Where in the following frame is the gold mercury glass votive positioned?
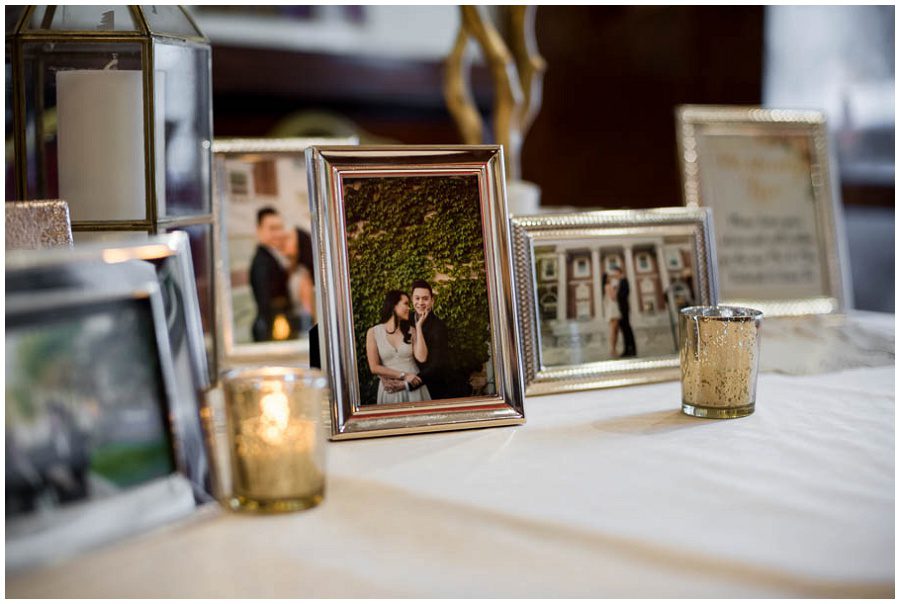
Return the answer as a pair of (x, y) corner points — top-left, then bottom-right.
(679, 306), (763, 419)
(222, 367), (328, 513)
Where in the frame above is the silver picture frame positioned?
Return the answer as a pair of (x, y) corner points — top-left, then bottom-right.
(511, 208), (719, 396)
(212, 137), (357, 371)
(6, 233), (213, 494)
(5, 271), (205, 573)
(676, 105), (851, 317)
(307, 145), (526, 440)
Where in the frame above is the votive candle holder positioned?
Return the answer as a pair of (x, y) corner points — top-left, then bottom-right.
(222, 367), (328, 513)
(679, 306), (763, 419)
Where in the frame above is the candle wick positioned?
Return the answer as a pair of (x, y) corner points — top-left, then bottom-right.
(103, 55), (119, 71)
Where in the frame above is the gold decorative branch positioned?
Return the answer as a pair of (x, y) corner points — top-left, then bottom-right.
(444, 6), (546, 182)
(444, 24), (484, 145)
(506, 6), (546, 136)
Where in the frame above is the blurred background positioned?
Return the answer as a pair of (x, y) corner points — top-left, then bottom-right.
(6, 5), (894, 312)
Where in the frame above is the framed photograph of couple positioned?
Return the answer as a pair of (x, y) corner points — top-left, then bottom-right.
(212, 137), (356, 369)
(307, 145), (525, 440)
(676, 105), (851, 316)
(511, 208), (719, 396)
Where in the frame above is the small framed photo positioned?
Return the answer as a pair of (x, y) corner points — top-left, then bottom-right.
(676, 105), (850, 316)
(511, 208), (719, 396)
(212, 137), (356, 369)
(307, 145), (525, 439)
(5, 276), (205, 572)
(6, 233), (213, 494)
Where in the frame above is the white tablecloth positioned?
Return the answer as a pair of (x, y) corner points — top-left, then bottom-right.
(7, 314), (894, 598)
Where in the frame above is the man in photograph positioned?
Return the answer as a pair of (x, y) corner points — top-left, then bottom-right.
(612, 266), (637, 357)
(249, 207), (293, 342)
(411, 280), (463, 399)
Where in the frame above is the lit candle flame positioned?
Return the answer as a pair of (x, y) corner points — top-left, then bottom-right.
(259, 386), (290, 445)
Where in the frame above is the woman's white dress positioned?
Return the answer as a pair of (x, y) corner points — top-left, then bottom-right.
(373, 323), (431, 404)
(603, 279), (622, 320)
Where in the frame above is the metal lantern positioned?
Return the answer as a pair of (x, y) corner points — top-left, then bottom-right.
(8, 5), (217, 376)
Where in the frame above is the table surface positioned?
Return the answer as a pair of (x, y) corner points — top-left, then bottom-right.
(7, 314), (895, 598)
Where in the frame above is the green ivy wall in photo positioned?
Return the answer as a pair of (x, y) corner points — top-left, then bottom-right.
(343, 175), (492, 403)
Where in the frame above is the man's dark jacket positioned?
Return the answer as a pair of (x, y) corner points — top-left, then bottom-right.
(249, 245), (291, 342)
(616, 276), (637, 356)
(616, 277), (631, 317)
(416, 312), (461, 400)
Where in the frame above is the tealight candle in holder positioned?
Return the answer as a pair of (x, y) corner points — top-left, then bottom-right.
(222, 367), (328, 513)
(679, 306), (763, 419)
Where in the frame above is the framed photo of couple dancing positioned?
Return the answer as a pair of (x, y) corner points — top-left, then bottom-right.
(510, 208), (719, 396)
(307, 146), (525, 440)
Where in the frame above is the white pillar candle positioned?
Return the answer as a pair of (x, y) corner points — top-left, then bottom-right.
(56, 69), (146, 221)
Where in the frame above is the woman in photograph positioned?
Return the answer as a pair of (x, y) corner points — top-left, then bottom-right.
(366, 290), (431, 404)
(283, 226), (316, 331)
(603, 273), (622, 358)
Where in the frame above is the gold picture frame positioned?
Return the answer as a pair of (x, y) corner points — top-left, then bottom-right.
(676, 105), (851, 316)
